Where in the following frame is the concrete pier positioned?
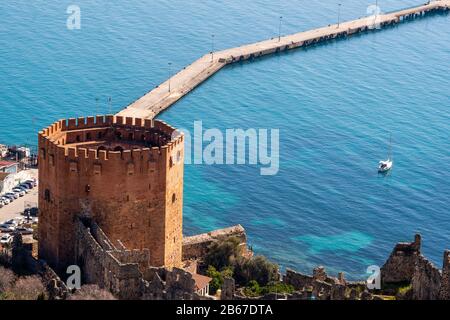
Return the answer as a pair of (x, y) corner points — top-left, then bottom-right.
(118, 1), (450, 119)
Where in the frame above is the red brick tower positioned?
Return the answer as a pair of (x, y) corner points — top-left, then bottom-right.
(38, 115), (184, 273)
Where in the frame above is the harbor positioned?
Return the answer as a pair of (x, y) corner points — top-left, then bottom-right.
(117, 0), (450, 119)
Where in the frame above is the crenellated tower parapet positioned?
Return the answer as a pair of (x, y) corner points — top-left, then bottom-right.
(38, 115), (184, 274)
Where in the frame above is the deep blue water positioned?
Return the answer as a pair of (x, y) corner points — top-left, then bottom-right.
(0, 1), (449, 279)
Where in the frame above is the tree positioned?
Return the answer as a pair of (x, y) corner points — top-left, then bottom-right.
(0, 267), (16, 294)
(206, 266), (222, 294)
(206, 265), (234, 294)
(243, 280), (261, 297)
(234, 255), (279, 286)
(9, 276), (47, 300)
(68, 284), (116, 300)
(204, 237), (241, 270)
(11, 233), (27, 275)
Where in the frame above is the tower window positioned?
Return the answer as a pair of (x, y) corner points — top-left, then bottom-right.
(85, 184), (91, 193)
(86, 132), (91, 140)
(44, 189), (51, 202)
(172, 193), (176, 203)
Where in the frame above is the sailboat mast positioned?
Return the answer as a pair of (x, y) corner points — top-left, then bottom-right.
(388, 133), (392, 160)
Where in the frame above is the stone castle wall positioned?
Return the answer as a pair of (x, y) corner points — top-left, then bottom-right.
(38, 116), (184, 273)
(411, 255), (441, 300)
(34, 219), (450, 300)
(381, 234), (449, 300)
(283, 267), (359, 300)
(76, 218), (144, 299)
(75, 218), (238, 300)
(439, 250), (450, 300)
(182, 225), (247, 261)
(381, 234), (422, 284)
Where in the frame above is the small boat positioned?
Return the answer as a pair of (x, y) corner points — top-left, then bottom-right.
(378, 159), (393, 173)
(378, 134), (393, 173)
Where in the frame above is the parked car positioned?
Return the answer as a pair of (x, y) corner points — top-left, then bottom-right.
(24, 180), (37, 187)
(0, 234), (13, 245)
(1, 197), (10, 205)
(2, 194), (15, 202)
(16, 185), (30, 193)
(4, 219), (19, 227)
(0, 224), (16, 232)
(13, 189), (23, 197)
(20, 182), (33, 190)
(15, 227), (33, 235)
(4, 192), (18, 200)
(12, 188), (26, 197)
(24, 207), (39, 217)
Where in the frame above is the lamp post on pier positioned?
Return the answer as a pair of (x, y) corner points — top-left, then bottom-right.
(168, 62), (172, 93)
(278, 16), (283, 42)
(211, 34), (215, 62)
(108, 97), (112, 114)
(337, 3), (342, 28)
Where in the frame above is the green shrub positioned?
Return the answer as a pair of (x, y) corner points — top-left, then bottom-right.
(242, 281), (294, 298)
(204, 237), (241, 270)
(206, 266), (222, 294)
(260, 282), (294, 295)
(234, 255), (279, 286)
(206, 265), (234, 294)
(243, 280), (261, 297)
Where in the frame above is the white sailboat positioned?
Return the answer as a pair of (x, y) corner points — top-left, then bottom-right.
(378, 134), (393, 173)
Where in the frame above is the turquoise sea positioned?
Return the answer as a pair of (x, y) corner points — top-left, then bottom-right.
(0, 1), (449, 279)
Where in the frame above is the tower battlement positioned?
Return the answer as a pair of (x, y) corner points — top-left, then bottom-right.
(38, 116), (184, 274)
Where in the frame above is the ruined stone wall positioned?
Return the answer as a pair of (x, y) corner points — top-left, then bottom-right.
(284, 269), (314, 290)
(89, 221), (115, 250)
(283, 268), (350, 300)
(75, 219), (211, 300)
(439, 250), (450, 300)
(381, 234), (422, 284)
(411, 255), (441, 300)
(75, 219), (143, 299)
(38, 116), (184, 273)
(110, 249), (151, 272)
(36, 260), (69, 300)
(182, 225), (247, 260)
